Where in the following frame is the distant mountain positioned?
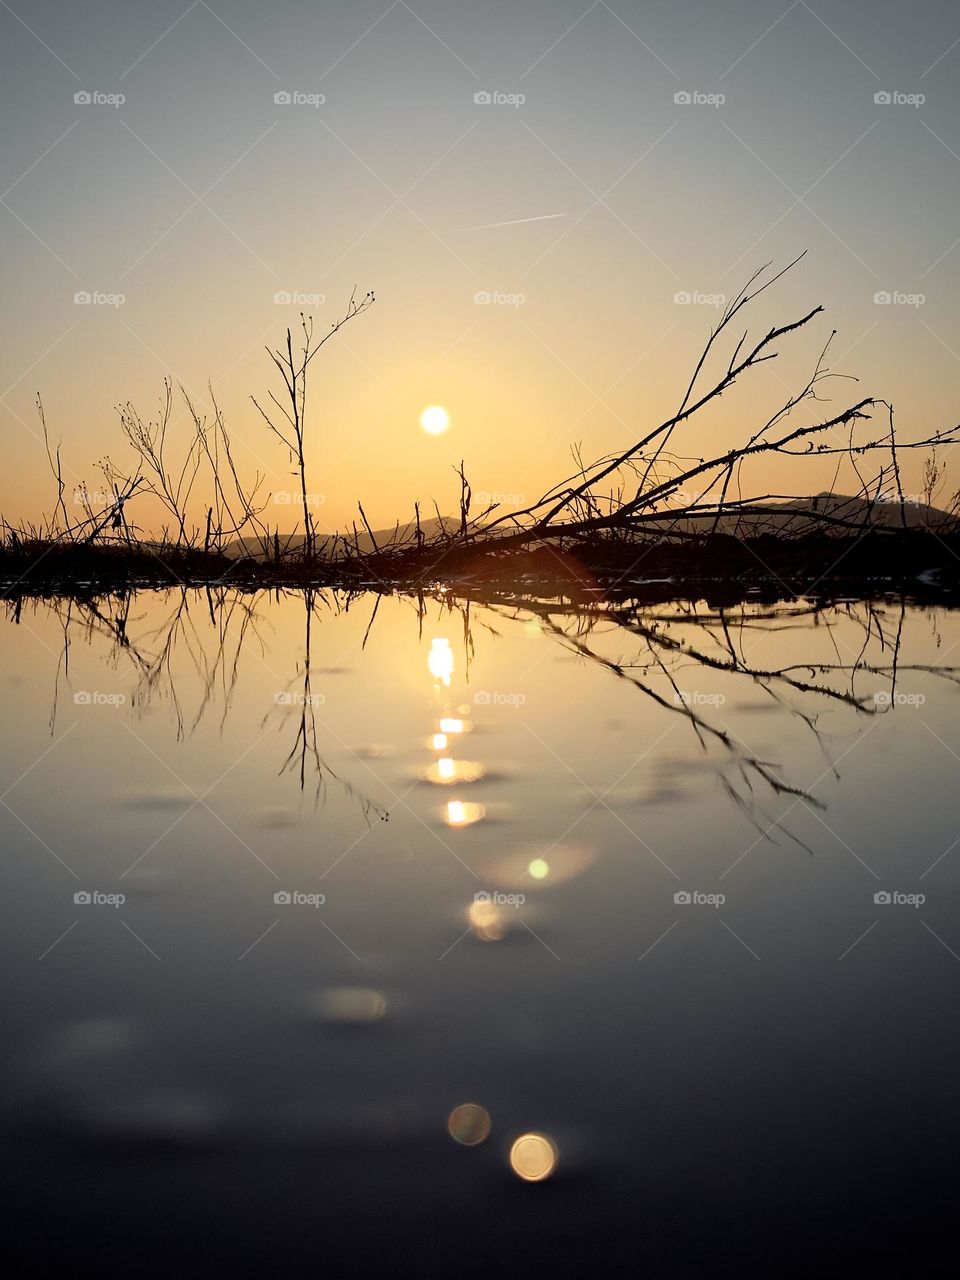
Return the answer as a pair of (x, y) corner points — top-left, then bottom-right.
(677, 492), (959, 537)
(225, 494), (958, 559)
(225, 514), (459, 560)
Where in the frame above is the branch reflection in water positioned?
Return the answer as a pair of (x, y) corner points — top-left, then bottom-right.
(10, 583), (960, 849)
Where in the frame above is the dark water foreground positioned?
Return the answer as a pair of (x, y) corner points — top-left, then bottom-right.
(2, 585), (960, 1275)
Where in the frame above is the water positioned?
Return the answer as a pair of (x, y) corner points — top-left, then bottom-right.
(2, 586), (959, 1273)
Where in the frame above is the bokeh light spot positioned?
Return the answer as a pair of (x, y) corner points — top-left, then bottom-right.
(448, 1102), (491, 1146)
(468, 898), (505, 941)
(509, 1132), (558, 1182)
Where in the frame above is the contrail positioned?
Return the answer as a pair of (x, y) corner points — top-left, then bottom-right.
(456, 212), (568, 231)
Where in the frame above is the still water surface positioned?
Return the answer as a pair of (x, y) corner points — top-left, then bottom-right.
(1, 587), (959, 1272)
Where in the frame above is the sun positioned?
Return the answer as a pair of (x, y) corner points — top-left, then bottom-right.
(420, 405), (450, 435)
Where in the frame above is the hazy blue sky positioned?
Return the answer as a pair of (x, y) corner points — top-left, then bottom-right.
(3, 0), (960, 528)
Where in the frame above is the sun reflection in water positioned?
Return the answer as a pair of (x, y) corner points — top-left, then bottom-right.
(428, 638), (454, 686)
(509, 1132), (558, 1182)
(468, 899), (505, 941)
(430, 733), (448, 751)
(426, 758), (485, 785)
(439, 717), (469, 734)
(446, 799), (485, 827)
(447, 1103), (491, 1146)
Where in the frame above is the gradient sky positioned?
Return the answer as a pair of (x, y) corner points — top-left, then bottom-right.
(2, 0), (960, 533)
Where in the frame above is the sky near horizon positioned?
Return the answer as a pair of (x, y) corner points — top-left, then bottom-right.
(2, 0), (960, 534)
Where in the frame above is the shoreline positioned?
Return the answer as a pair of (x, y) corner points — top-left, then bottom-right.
(3, 529), (960, 606)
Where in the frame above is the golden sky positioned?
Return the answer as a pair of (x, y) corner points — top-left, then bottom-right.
(3, 0), (960, 534)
